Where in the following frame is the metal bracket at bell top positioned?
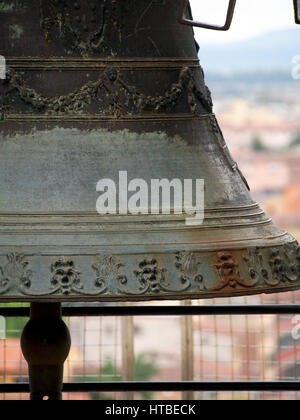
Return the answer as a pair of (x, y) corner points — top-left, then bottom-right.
(295, 0), (300, 24)
(178, 0), (236, 31)
(178, 1), (300, 29)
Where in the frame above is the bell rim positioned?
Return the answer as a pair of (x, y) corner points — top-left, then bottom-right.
(0, 239), (298, 302)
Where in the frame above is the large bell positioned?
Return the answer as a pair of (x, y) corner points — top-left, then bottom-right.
(0, 0), (299, 304)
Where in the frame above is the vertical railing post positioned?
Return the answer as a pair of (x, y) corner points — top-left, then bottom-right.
(181, 301), (194, 400)
(122, 314), (135, 400)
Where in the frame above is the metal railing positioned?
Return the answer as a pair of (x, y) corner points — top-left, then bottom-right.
(0, 304), (299, 396)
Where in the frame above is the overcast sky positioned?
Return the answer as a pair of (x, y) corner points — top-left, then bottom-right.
(190, 0), (296, 44)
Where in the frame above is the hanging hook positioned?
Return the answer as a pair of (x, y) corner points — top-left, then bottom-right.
(178, 0), (237, 31)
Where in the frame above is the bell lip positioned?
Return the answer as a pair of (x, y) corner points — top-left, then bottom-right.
(1, 283), (300, 303)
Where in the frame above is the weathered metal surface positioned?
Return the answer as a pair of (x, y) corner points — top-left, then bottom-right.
(0, 0), (299, 302)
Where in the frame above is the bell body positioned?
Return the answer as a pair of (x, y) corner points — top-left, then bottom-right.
(0, 0), (299, 302)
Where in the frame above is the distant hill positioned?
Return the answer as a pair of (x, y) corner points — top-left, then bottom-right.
(198, 28), (299, 81)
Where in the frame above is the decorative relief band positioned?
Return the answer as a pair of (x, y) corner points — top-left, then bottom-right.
(0, 242), (299, 299)
(0, 66), (212, 118)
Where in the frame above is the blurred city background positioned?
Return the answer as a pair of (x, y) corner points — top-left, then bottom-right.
(0, 0), (300, 400)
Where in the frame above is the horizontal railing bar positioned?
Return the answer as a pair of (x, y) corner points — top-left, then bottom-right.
(0, 381), (300, 393)
(0, 305), (300, 318)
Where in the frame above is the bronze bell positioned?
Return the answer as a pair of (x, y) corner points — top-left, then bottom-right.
(0, 0), (299, 302)
(0, 0), (299, 399)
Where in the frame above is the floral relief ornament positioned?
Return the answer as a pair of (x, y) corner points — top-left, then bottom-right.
(92, 255), (128, 294)
(174, 252), (203, 290)
(0, 253), (32, 295)
(268, 244), (300, 285)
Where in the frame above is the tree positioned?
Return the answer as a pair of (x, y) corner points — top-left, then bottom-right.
(289, 133), (300, 149)
(79, 354), (159, 400)
(250, 136), (267, 152)
(1, 303), (29, 339)
(134, 353), (159, 399)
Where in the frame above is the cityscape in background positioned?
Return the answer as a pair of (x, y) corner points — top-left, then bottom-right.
(202, 28), (300, 233)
